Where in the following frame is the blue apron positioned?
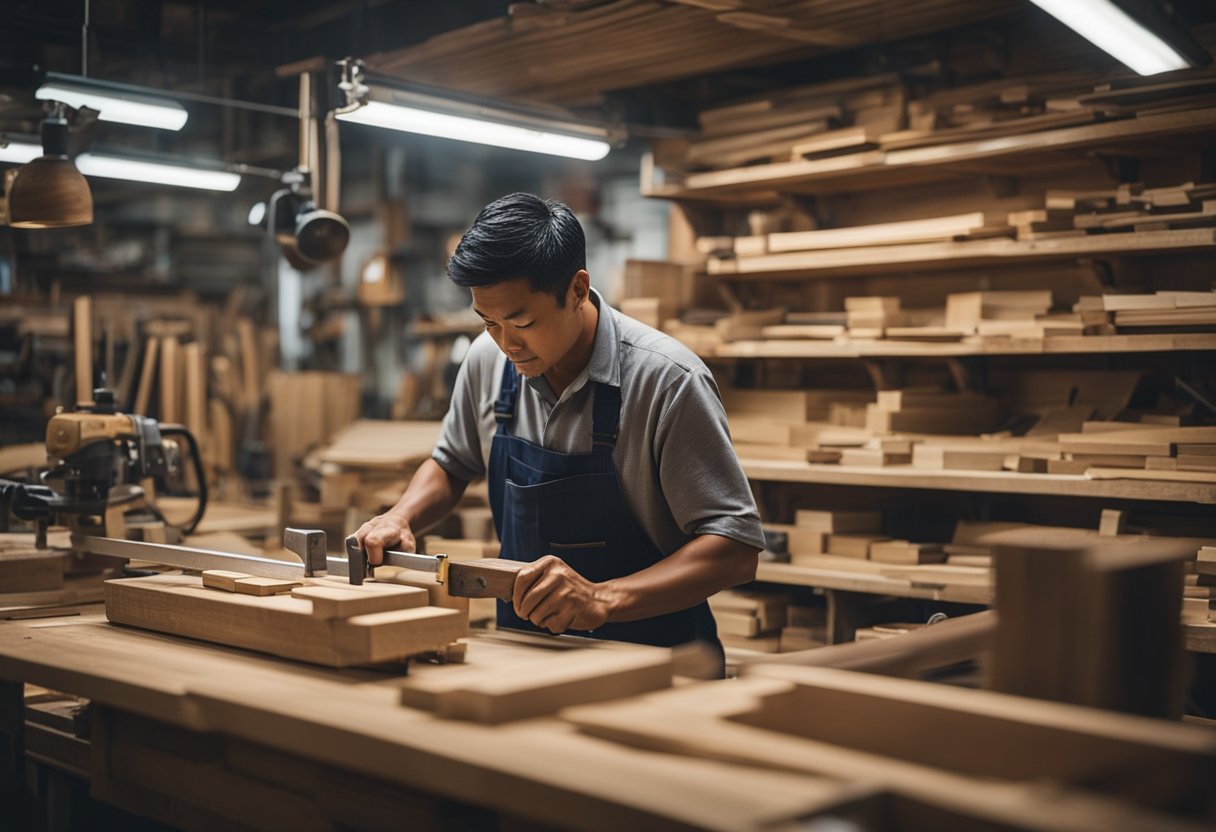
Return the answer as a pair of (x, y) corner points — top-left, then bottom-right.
(487, 359), (723, 668)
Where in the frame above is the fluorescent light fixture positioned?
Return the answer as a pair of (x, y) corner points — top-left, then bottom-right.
(75, 154), (241, 191)
(0, 141), (42, 164)
(36, 78), (188, 131)
(337, 101), (610, 161)
(1029, 0), (1191, 76)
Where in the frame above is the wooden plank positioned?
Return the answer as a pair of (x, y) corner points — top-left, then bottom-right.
(290, 583), (428, 620)
(158, 337), (179, 424)
(400, 646), (673, 724)
(73, 296), (93, 407)
(132, 337), (159, 417)
(104, 574), (466, 667)
(767, 212), (990, 252)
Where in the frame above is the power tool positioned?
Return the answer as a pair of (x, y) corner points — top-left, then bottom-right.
(0, 388), (207, 548)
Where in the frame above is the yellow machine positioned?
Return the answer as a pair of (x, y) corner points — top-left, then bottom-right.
(1, 389), (206, 547)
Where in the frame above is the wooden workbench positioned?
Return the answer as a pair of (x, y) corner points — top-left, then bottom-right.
(0, 610), (859, 831)
(1, 607), (1214, 831)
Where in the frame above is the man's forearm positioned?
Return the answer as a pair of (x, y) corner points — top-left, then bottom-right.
(600, 534), (758, 624)
(387, 458), (470, 536)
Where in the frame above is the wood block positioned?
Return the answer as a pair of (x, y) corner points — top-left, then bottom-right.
(105, 573), (466, 667)
(332, 607), (468, 662)
(1099, 510), (1127, 537)
(201, 570), (253, 592)
(233, 576), (302, 597)
(421, 538), (500, 559)
(291, 583), (428, 619)
(786, 528), (826, 557)
(714, 610), (765, 637)
(870, 541), (947, 565)
(839, 448), (912, 466)
(826, 534), (888, 559)
(720, 632), (782, 653)
(794, 510), (882, 533)
(400, 646), (672, 724)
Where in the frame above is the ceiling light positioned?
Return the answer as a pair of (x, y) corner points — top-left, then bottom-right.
(1028, 0), (1192, 76)
(0, 140), (43, 165)
(338, 101), (611, 161)
(36, 74), (188, 131)
(333, 58), (612, 161)
(75, 154), (241, 191)
(7, 105), (93, 229)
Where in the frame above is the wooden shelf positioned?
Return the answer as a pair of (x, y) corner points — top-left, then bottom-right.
(740, 460), (1216, 504)
(705, 227), (1216, 280)
(755, 561), (991, 605)
(708, 332), (1216, 360)
(657, 106), (1216, 200)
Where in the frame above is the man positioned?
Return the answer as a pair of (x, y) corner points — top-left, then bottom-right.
(354, 192), (763, 669)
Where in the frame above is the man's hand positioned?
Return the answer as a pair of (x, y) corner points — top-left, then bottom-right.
(354, 512), (415, 565)
(512, 555), (616, 634)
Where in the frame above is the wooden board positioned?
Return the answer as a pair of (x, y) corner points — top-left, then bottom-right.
(399, 644), (673, 724)
(104, 574), (465, 667)
(0, 547), (65, 594)
(562, 675), (1216, 832)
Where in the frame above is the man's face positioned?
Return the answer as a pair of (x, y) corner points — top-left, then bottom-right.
(471, 274), (587, 379)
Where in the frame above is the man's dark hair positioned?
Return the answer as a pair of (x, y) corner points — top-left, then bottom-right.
(448, 193), (586, 307)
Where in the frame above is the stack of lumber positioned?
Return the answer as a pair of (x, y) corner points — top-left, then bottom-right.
(724, 387), (873, 463)
(105, 572), (467, 667)
(1040, 181), (1216, 235)
(1054, 424), (1216, 482)
(686, 73), (905, 170)
(944, 290), (1054, 338)
(657, 65), (1216, 186)
(709, 588), (793, 653)
(843, 296), (902, 338)
(1086, 290), (1216, 332)
(866, 388), (1003, 436)
(786, 510), (886, 564)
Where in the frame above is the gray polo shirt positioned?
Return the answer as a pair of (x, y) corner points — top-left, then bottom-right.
(432, 289), (765, 556)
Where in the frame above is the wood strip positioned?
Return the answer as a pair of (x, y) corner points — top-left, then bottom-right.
(72, 296), (93, 407)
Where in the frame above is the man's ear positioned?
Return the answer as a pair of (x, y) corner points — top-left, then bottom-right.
(569, 270), (591, 308)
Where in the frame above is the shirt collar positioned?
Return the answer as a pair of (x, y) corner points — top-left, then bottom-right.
(586, 287), (622, 389)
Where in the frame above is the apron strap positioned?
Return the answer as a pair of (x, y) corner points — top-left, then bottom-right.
(493, 358), (519, 427)
(591, 383), (622, 451)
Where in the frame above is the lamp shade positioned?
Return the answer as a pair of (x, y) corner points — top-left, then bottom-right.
(7, 110), (92, 228)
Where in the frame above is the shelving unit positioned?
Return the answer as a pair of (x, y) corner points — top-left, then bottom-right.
(710, 332), (1216, 359)
(645, 60), (1216, 660)
(649, 106), (1216, 201)
(739, 460), (1216, 505)
(707, 227), (1216, 279)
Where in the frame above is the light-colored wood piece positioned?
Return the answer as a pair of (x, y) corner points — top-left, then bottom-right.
(291, 583), (428, 620)
(104, 573), (466, 666)
(201, 570), (253, 592)
(233, 577), (303, 596)
(72, 296), (93, 407)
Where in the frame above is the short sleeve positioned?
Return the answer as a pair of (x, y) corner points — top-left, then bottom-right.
(653, 371), (765, 551)
(431, 346), (490, 483)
